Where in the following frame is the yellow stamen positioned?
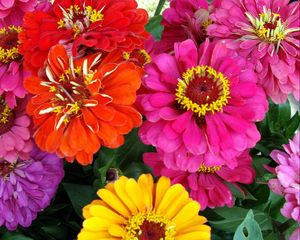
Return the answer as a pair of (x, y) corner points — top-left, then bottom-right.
(245, 6), (299, 52)
(85, 6), (104, 23)
(0, 104), (12, 124)
(125, 211), (176, 240)
(175, 65), (230, 117)
(0, 26), (22, 63)
(198, 163), (222, 173)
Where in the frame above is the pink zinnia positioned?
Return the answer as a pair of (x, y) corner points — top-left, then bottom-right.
(269, 133), (300, 223)
(0, 18), (28, 108)
(138, 39), (267, 171)
(0, 0), (36, 21)
(290, 227), (300, 240)
(144, 150), (255, 210)
(0, 96), (33, 162)
(156, 0), (215, 53)
(207, 0), (300, 103)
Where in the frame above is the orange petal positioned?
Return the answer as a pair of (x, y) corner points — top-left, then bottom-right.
(76, 151), (93, 165)
(82, 108), (99, 133)
(24, 76), (48, 94)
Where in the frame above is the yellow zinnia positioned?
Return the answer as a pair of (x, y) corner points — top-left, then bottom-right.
(78, 174), (211, 240)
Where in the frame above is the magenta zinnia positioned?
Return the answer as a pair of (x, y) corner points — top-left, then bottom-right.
(0, 146), (64, 230)
(155, 0), (211, 53)
(207, 0), (300, 103)
(138, 39), (267, 171)
(0, 96), (33, 162)
(144, 150), (255, 210)
(0, 18), (28, 107)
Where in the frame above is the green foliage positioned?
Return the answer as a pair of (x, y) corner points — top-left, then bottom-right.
(146, 15), (164, 40)
(233, 210), (263, 240)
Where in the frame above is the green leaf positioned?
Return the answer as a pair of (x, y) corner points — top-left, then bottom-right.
(123, 162), (152, 179)
(233, 210), (263, 240)
(1, 233), (33, 240)
(63, 183), (97, 217)
(146, 15), (163, 40)
(285, 112), (300, 138)
(209, 207), (273, 232)
(278, 101), (291, 125)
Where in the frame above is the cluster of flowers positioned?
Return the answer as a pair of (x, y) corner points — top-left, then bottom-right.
(268, 133), (300, 240)
(0, 0), (299, 239)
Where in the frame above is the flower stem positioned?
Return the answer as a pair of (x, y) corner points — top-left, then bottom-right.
(154, 0), (166, 16)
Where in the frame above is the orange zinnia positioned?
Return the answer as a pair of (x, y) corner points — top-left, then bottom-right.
(24, 45), (142, 165)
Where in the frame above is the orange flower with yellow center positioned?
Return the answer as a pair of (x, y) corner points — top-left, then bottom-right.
(78, 174), (211, 240)
(24, 45), (143, 165)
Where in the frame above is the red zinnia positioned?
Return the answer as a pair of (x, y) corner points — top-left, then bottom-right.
(19, 0), (149, 74)
(24, 44), (142, 165)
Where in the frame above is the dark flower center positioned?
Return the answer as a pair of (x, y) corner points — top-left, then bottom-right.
(57, 5), (104, 36)
(0, 99), (15, 135)
(176, 65), (230, 117)
(139, 220), (166, 240)
(123, 49), (151, 67)
(0, 26), (22, 63)
(0, 161), (15, 178)
(185, 74), (221, 106)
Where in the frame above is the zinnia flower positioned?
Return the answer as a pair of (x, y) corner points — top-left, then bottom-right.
(0, 146), (64, 230)
(290, 227), (300, 240)
(19, 0), (149, 74)
(78, 174), (211, 240)
(24, 44), (142, 165)
(156, 0), (217, 53)
(144, 150), (255, 210)
(138, 39), (267, 171)
(207, 0), (300, 103)
(0, 96), (33, 162)
(268, 133), (300, 223)
(0, 0), (36, 21)
(0, 18), (28, 108)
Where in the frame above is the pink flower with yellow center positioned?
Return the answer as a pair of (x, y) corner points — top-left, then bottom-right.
(0, 96), (33, 162)
(144, 150), (255, 210)
(138, 39), (267, 171)
(207, 0), (300, 103)
(268, 133), (300, 224)
(0, 19), (28, 108)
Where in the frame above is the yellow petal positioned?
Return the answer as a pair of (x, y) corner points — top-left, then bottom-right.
(176, 231), (211, 240)
(154, 176), (171, 210)
(163, 190), (189, 219)
(172, 201), (200, 226)
(179, 224), (211, 234)
(83, 217), (111, 231)
(176, 216), (208, 232)
(156, 184), (186, 214)
(97, 189), (130, 217)
(125, 178), (146, 212)
(89, 205), (125, 224)
(108, 224), (126, 237)
(114, 177), (138, 214)
(78, 230), (113, 240)
(137, 174), (154, 210)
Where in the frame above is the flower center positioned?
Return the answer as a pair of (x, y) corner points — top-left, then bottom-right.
(0, 98), (15, 135)
(125, 211), (176, 240)
(38, 60), (96, 129)
(123, 49), (151, 67)
(0, 25), (22, 63)
(198, 163), (222, 174)
(58, 5), (104, 37)
(246, 7), (286, 47)
(0, 161), (16, 178)
(176, 65), (230, 117)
